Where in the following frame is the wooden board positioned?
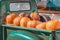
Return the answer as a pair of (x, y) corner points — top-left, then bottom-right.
(38, 9), (60, 14)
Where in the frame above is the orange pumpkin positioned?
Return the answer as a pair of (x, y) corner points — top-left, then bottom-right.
(6, 13), (17, 24)
(30, 12), (40, 20)
(46, 20), (59, 30)
(25, 14), (31, 19)
(36, 21), (42, 25)
(19, 12), (25, 17)
(10, 13), (17, 19)
(36, 22), (46, 30)
(56, 21), (60, 30)
(27, 20), (39, 28)
(6, 15), (13, 24)
(13, 16), (23, 26)
(20, 17), (30, 27)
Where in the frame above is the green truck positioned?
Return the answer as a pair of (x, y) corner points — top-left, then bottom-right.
(0, 0), (60, 40)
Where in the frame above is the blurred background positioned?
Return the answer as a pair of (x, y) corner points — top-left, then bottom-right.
(36, 0), (60, 20)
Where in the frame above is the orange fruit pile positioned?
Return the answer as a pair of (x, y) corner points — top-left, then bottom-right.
(6, 12), (60, 30)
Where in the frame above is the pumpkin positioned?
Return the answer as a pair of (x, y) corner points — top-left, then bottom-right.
(56, 21), (60, 30)
(13, 16), (23, 26)
(10, 13), (17, 19)
(19, 12), (25, 17)
(20, 17), (30, 27)
(36, 22), (46, 30)
(27, 20), (40, 28)
(25, 14), (32, 20)
(30, 12), (40, 20)
(6, 15), (13, 24)
(36, 21), (42, 25)
(6, 13), (17, 24)
(46, 20), (59, 30)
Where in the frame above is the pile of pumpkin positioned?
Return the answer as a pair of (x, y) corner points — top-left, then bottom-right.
(6, 12), (60, 30)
